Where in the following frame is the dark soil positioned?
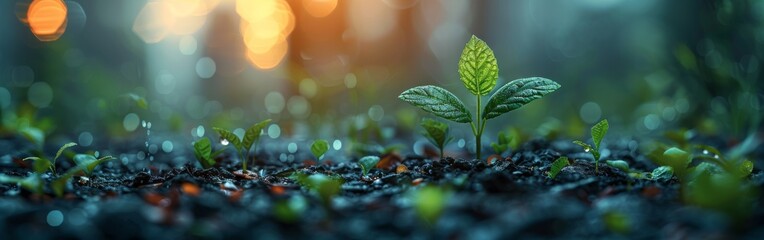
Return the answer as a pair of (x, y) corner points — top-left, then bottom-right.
(1, 136), (763, 239)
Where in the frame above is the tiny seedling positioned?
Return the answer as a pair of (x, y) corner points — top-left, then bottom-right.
(359, 156), (381, 176)
(399, 35), (560, 160)
(651, 166), (674, 181)
(606, 160), (630, 172)
(414, 185), (449, 225)
(548, 157), (570, 179)
(214, 119), (271, 171)
(193, 137), (227, 169)
(490, 127), (522, 155)
(291, 173), (343, 208)
(23, 142), (77, 174)
(648, 145), (754, 182)
(420, 118), (453, 159)
(310, 139), (329, 161)
(573, 119), (609, 173)
(0, 173), (44, 195)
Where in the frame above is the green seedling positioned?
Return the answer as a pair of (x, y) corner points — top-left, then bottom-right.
(291, 173), (343, 208)
(420, 118), (453, 159)
(684, 170), (758, 222)
(651, 166), (674, 181)
(491, 127), (522, 155)
(648, 145), (754, 182)
(0, 174), (44, 195)
(310, 139), (329, 161)
(548, 157), (570, 179)
(213, 119), (271, 171)
(399, 35), (560, 160)
(2, 152), (113, 197)
(359, 156), (381, 176)
(573, 119), (609, 173)
(413, 185), (449, 225)
(273, 195), (308, 223)
(22, 142), (77, 174)
(606, 160), (630, 172)
(193, 137), (227, 169)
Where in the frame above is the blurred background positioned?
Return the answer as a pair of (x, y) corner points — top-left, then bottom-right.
(1, 0), (762, 161)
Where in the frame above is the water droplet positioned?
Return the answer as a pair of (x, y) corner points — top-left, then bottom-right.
(288, 143), (298, 153)
(147, 122), (152, 129)
(584, 148), (591, 152)
(714, 154), (720, 159)
(457, 139), (465, 148)
(94, 151), (100, 158)
(702, 150), (709, 155)
(220, 138), (230, 146)
(149, 156), (154, 161)
(142, 121), (147, 128)
(333, 139), (342, 150)
(47, 210), (64, 227)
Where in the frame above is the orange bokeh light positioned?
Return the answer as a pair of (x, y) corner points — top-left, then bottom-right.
(237, 0), (295, 70)
(302, 0), (338, 18)
(27, 0), (67, 41)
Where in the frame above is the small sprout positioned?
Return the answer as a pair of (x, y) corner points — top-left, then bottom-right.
(214, 119), (272, 171)
(548, 157), (570, 179)
(420, 118), (453, 159)
(399, 35), (561, 160)
(193, 138), (226, 169)
(606, 160), (630, 172)
(573, 119), (608, 173)
(310, 139), (329, 160)
(414, 185), (448, 225)
(23, 142), (77, 174)
(292, 173), (343, 208)
(490, 127), (522, 156)
(72, 154), (115, 177)
(0, 174), (44, 194)
(603, 211), (631, 234)
(273, 195), (307, 223)
(661, 147), (692, 180)
(651, 166), (674, 182)
(359, 156), (381, 176)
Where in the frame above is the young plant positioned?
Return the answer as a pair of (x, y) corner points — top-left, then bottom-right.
(413, 185), (449, 225)
(573, 119), (609, 173)
(399, 35), (560, 159)
(193, 137), (227, 169)
(420, 118), (453, 159)
(359, 156), (381, 176)
(310, 139), (329, 161)
(214, 119), (271, 171)
(490, 127), (522, 156)
(22, 142), (77, 174)
(548, 157), (570, 179)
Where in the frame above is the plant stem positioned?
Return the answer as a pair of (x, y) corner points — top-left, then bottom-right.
(475, 95), (482, 160)
(240, 151), (247, 172)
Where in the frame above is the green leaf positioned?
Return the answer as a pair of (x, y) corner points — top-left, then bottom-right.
(305, 174), (343, 206)
(23, 157), (52, 174)
(414, 185), (448, 225)
(19, 127), (45, 147)
(662, 147), (691, 179)
(591, 119), (609, 150)
(606, 160), (629, 172)
(242, 119), (271, 153)
(651, 166), (674, 181)
(420, 118), (450, 149)
(193, 138), (214, 168)
(359, 156), (380, 176)
(311, 139), (329, 160)
(1, 174), (44, 194)
(399, 85), (472, 123)
(54, 142), (77, 164)
(548, 157), (570, 179)
(458, 35), (498, 96)
(482, 77), (561, 119)
(736, 160), (754, 178)
(73, 154), (114, 176)
(213, 127), (242, 150)
(573, 140), (600, 160)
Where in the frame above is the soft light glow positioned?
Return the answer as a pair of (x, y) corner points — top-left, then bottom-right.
(27, 0), (68, 41)
(303, 0), (338, 18)
(132, 2), (175, 43)
(133, 0), (220, 44)
(237, 0), (295, 70)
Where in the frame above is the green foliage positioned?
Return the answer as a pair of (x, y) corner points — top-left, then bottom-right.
(490, 127), (522, 155)
(398, 86), (472, 123)
(214, 119), (272, 171)
(399, 35), (560, 160)
(72, 154), (115, 176)
(684, 171), (758, 222)
(458, 35), (498, 96)
(310, 139), (329, 160)
(293, 173), (343, 208)
(23, 142), (77, 174)
(358, 156), (380, 176)
(606, 160), (629, 172)
(273, 195), (307, 223)
(548, 157), (570, 179)
(0, 174), (43, 195)
(651, 166), (674, 181)
(420, 118), (452, 158)
(414, 185), (448, 225)
(573, 119), (608, 173)
(193, 138), (226, 169)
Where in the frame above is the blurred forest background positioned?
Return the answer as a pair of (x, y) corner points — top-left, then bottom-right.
(1, 0), (762, 154)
